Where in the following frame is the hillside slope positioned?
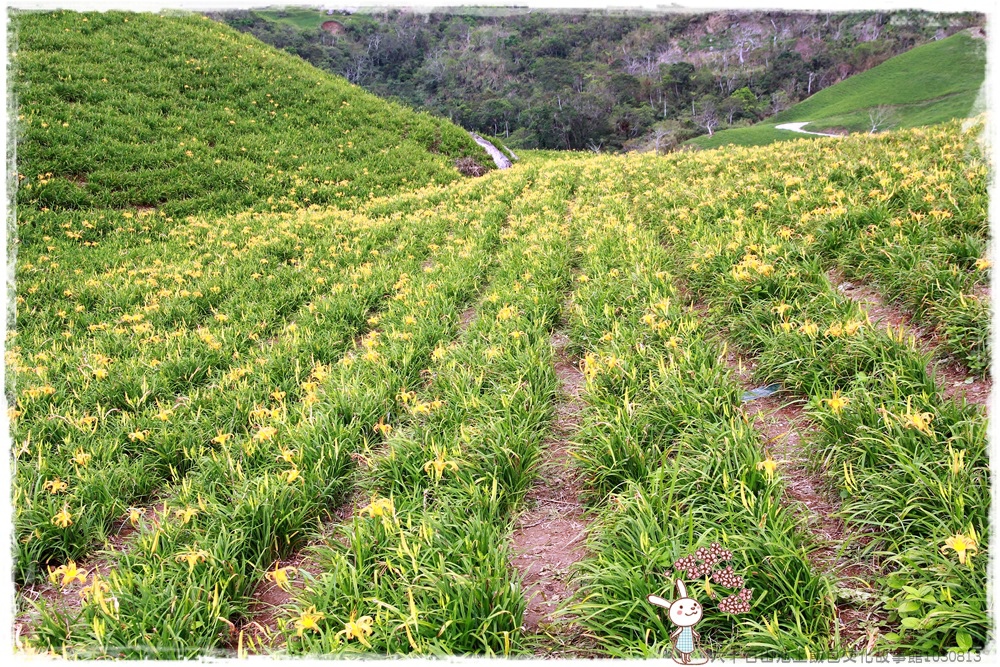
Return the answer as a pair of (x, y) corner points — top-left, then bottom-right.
(10, 10), (491, 217)
(690, 31), (986, 149)
(217, 8), (983, 152)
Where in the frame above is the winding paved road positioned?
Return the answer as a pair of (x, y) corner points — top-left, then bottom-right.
(774, 122), (842, 138)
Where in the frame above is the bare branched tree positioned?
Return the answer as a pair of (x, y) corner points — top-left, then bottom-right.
(868, 105), (897, 134)
(693, 98), (720, 137)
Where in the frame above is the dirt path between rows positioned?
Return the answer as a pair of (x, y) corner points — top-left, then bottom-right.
(828, 269), (991, 408)
(15, 498), (169, 648)
(231, 295), (485, 654)
(677, 282), (886, 654)
(229, 503), (353, 655)
(509, 330), (595, 657)
(720, 342), (886, 653)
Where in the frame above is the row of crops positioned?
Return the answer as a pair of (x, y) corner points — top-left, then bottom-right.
(12, 120), (989, 658)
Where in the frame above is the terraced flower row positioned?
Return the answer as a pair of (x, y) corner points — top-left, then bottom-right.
(675, 121), (989, 373)
(20, 168), (533, 657)
(608, 129), (988, 654)
(280, 164), (581, 656)
(562, 158), (838, 659)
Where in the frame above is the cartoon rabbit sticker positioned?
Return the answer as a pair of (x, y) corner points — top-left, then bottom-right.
(648, 579), (708, 665)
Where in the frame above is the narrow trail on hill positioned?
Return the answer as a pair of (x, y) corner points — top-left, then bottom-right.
(774, 122), (843, 138)
(469, 132), (513, 170)
(509, 329), (594, 657)
(828, 269), (991, 408)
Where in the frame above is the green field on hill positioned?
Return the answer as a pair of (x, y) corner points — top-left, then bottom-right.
(11, 10), (490, 218)
(691, 31), (986, 149)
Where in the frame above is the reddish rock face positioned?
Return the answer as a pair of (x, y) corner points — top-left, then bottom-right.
(321, 20), (345, 35)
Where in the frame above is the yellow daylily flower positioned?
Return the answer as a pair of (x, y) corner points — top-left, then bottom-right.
(823, 391), (849, 416)
(798, 321), (819, 338)
(254, 426), (278, 441)
(424, 450), (459, 481)
(211, 432), (233, 446)
(266, 566), (295, 592)
(842, 319), (864, 336)
(72, 448), (92, 467)
(43, 478), (68, 494)
(52, 505), (73, 528)
(175, 549), (210, 571)
(772, 303), (792, 317)
(48, 560), (87, 586)
(175, 506), (198, 524)
(294, 606), (325, 637)
(127, 507), (146, 527)
(942, 531), (978, 565)
(337, 612), (374, 647)
(78, 573), (111, 603)
(756, 457), (778, 481)
(359, 496), (396, 528)
(900, 399), (934, 436)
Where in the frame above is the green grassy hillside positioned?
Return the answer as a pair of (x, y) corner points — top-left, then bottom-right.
(10, 10), (491, 217)
(691, 31), (986, 149)
(254, 7), (331, 31)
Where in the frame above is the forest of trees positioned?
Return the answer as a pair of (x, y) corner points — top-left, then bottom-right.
(214, 9), (983, 152)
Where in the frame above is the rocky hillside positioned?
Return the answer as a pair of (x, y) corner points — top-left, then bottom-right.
(213, 8), (983, 151)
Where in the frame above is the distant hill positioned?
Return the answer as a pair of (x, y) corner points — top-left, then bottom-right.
(10, 10), (492, 217)
(689, 30), (986, 149)
(214, 8), (983, 152)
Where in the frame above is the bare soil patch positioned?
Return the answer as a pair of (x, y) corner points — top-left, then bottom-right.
(740, 392), (886, 651)
(229, 535), (331, 654)
(228, 491), (363, 655)
(509, 331), (596, 657)
(458, 305), (477, 332)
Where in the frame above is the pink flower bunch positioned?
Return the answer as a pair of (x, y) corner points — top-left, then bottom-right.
(712, 564), (744, 589)
(718, 587), (753, 614)
(670, 543), (753, 615)
(673, 542), (732, 579)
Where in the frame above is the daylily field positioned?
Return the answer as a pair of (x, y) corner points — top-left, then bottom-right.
(8, 10), (992, 661)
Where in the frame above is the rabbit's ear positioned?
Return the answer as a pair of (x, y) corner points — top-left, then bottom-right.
(675, 579), (688, 599)
(647, 594), (672, 609)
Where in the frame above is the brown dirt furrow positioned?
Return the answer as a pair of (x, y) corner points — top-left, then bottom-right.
(458, 304), (477, 333)
(509, 330), (596, 658)
(235, 293), (485, 653)
(828, 269), (991, 408)
(14, 498), (168, 643)
(229, 489), (363, 655)
(720, 340), (887, 654)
